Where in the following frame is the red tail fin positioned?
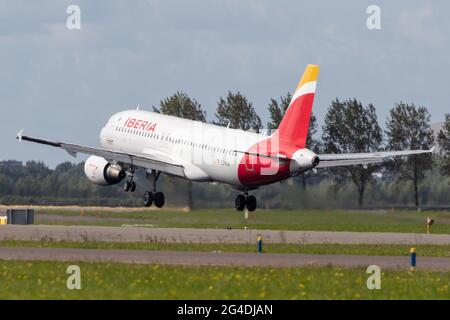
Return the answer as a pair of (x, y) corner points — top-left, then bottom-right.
(277, 64), (319, 148)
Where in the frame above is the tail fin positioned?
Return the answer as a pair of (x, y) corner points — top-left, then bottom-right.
(277, 64), (319, 148)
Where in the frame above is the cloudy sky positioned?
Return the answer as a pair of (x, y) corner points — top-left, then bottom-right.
(1, 0), (449, 167)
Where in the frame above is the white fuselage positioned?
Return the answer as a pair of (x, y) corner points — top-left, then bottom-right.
(99, 110), (269, 187)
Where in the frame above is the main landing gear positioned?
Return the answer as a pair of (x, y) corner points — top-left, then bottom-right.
(235, 192), (257, 212)
(122, 168), (165, 208)
(143, 170), (165, 208)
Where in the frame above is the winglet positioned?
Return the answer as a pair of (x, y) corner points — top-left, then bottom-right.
(16, 129), (24, 142)
(429, 146), (436, 153)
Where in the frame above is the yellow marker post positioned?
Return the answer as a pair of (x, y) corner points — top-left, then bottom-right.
(257, 235), (263, 254)
(410, 247), (416, 272)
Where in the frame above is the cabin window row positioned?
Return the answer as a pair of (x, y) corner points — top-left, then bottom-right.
(114, 126), (236, 155)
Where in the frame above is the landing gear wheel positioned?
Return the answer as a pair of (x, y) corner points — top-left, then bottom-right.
(143, 191), (153, 207)
(123, 181), (131, 192)
(130, 181), (136, 192)
(235, 194), (246, 211)
(154, 192), (165, 208)
(144, 170), (165, 208)
(246, 195), (257, 212)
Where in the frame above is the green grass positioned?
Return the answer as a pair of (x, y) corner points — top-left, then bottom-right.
(36, 208), (450, 234)
(0, 261), (448, 299)
(1, 240), (449, 257)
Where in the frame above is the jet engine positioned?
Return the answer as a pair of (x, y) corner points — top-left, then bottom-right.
(289, 148), (320, 174)
(84, 155), (126, 185)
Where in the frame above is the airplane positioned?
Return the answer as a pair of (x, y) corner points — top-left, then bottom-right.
(16, 64), (434, 211)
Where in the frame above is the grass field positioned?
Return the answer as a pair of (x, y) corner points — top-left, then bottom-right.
(1, 240), (450, 257)
(35, 208), (450, 234)
(0, 260), (448, 299)
(2, 208), (447, 300)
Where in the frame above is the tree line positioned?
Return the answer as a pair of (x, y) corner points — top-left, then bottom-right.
(1, 90), (449, 209)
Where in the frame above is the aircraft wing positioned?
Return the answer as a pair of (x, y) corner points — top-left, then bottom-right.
(317, 148), (435, 168)
(16, 130), (186, 177)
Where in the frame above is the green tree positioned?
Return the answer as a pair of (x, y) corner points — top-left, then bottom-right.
(23, 161), (51, 179)
(155, 91), (206, 122)
(385, 102), (435, 209)
(322, 98), (382, 207)
(437, 113), (450, 175)
(215, 91), (262, 131)
(267, 92), (292, 131)
(155, 91), (207, 210)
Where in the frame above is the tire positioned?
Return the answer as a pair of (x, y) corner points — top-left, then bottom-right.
(123, 181), (131, 192)
(235, 194), (246, 211)
(154, 192), (165, 208)
(130, 181), (136, 192)
(246, 195), (257, 212)
(143, 191), (153, 207)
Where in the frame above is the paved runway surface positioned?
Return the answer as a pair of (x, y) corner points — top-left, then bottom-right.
(1, 225), (449, 244)
(0, 247), (449, 271)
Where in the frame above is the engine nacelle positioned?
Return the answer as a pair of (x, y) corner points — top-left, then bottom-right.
(289, 148), (320, 174)
(84, 155), (126, 186)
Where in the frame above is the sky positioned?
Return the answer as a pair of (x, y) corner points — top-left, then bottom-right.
(0, 0), (449, 167)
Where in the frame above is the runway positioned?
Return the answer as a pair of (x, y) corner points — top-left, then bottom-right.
(0, 247), (449, 271)
(1, 224), (449, 245)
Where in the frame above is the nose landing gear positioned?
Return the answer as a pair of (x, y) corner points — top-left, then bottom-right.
(235, 192), (257, 212)
(123, 180), (136, 192)
(123, 167), (136, 192)
(143, 170), (165, 208)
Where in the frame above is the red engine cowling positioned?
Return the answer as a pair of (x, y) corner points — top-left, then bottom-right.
(84, 155), (126, 185)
